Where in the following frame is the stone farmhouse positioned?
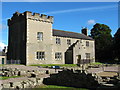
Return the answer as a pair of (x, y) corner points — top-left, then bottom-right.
(7, 11), (95, 65)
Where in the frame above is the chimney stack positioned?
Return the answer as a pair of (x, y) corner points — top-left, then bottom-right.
(81, 27), (88, 36)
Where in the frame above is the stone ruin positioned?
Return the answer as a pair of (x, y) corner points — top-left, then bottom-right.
(43, 69), (99, 89)
(0, 66), (120, 89)
(43, 69), (120, 89)
(0, 67), (50, 89)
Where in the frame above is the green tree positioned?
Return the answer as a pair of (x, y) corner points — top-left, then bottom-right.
(113, 28), (120, 62)
(90, 23), (113, 62)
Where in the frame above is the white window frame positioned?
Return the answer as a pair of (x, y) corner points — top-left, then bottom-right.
(56, 38), (61, 44)
(36, 51), (45, 60)
(55, 52), (62, 60)
(86, 41), (89, 47)
(86, 53), (90, 59)
(37, 32), (43, 41)
(67, 39), (71, 45)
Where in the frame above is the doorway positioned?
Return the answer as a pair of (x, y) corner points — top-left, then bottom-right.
(77, 55), (81, 64)
(65, 50), (73, 64)
(2, 58), (4, 64)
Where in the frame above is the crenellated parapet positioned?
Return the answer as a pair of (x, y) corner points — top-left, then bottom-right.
(8, 11), (54, 26)
(24, 11), (53, 24)
(8, 11), (25, 26)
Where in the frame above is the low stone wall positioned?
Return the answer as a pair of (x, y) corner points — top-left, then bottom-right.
(0, 77), (43, 89)
(0, 67), (48, 77)
(0, 67), (50, 89)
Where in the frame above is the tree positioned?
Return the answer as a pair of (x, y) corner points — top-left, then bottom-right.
(113, 28), (120, 62)
(90, 23), (113, 62)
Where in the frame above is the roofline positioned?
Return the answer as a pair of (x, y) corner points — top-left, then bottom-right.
(53, 29), (94, 40)
(53, 29), (83, 35)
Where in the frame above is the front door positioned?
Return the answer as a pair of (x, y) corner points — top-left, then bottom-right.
(77, 55), (81, 64)
(2, 58), (4, 64)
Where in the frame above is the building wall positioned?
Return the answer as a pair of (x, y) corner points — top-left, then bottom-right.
(7, 12), (26, 64)
(73, 40), (95, 64)
(52, 36), (77, 64)
(52, 36), (95, 64)
(8, 11), (95, 65)
(26, 12), (53, 65)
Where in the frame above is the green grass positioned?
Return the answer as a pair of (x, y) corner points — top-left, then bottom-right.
(30, 64), (78, 67)
(0, 76), (22, 80)
(0, 64), (4, 66)
(90, 62), (103, 65)
(6, 64), (23, 65)
(35, 85), (88, 90)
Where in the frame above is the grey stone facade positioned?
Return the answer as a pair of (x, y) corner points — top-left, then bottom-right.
(7, 11), (95, 65)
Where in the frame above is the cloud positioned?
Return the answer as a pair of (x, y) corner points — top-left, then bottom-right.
(0, 42), (7, 51)
(87, 19), (96, 25)
(43, 4), (117, 15)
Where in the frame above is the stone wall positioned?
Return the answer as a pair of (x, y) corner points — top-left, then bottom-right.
(0, 67), (48, 77)
(1, 66), (120, 89)
(0, 67), (50, 89)
(1, 77), (43, 89)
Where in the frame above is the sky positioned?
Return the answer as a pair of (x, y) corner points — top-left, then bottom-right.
(0, 1), (119, 51)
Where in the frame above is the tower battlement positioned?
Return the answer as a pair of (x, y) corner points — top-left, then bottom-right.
(8, 11), (53, 26)
(24, 11), (53, 23)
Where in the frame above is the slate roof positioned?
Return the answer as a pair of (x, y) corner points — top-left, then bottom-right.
(53, 29), (93, 40)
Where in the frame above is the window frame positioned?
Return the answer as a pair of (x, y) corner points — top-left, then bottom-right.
(56, 38), (61, 45)
(67, 39), (71, 45)
(55, 52), (62, 60)
(37, 32), (43, 41)
(36, 51), (45, 60)
(86, 41), (89, 47)
(86, 53), (90, 59)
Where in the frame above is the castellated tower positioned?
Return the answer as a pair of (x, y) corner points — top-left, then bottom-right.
(7, 11), (53, 65)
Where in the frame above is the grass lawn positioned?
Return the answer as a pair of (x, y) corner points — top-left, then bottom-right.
(34, 85), (89, 90)
(90, 62), (103, 65)
(0, 76), (22, 80)
(30, 64), (78, 67)
(0, 64), (4, 66)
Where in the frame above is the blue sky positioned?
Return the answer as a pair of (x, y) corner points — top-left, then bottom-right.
(0, 2), (118, 50)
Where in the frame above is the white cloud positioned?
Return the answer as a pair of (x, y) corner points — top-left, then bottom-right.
(0, 42), (7, 51)
(87, 19), (96, 25)
(43, 5), (117, 15)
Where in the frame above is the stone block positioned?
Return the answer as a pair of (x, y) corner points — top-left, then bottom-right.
(28, 78), (37, 86)
(37, 78), (43, 85)
(24, 80), (31, 88)
(18, 71), (27, 76)
(3, 83), (10, 88)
